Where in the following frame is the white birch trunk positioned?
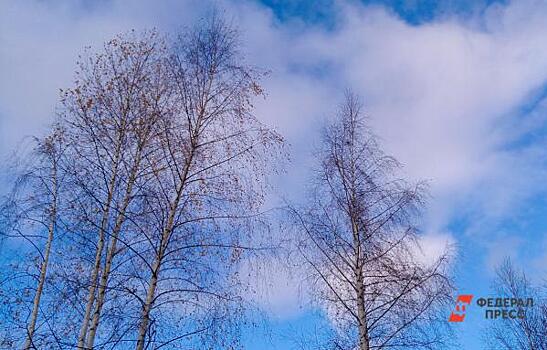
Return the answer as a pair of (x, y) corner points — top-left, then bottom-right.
(23, 165), (58, 350)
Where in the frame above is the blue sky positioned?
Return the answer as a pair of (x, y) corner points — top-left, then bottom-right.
(1, 0), (547, 349)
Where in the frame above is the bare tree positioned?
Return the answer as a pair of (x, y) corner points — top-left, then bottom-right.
(131, 16), (283, 350)
(0, 127), (67, 349)
(291, 91), (453, 350)
(54, 30), (174, 349)
(22, 130), (65, 350)
(0, 14), (284, 350)
(484, 259), (547, 350)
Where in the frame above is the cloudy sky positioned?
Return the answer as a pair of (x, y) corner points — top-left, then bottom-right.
(1, 0), (547, 349)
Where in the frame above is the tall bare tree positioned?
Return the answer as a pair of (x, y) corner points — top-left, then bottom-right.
(131, 16), (283, 350)
(0, 127), (67, 349)
(22, 130), (66, 350)
(56, 30), (172, 349)
(0, 14), (284, 350)
(291, 91), (453, 350)
(484, 259), (547, 350)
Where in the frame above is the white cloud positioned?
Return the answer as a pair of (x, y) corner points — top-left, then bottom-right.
(239, 253), (308, 319)
(2, 0), (547, 318)
(0, 0), (203, 153)
(416, 232), (457, 267)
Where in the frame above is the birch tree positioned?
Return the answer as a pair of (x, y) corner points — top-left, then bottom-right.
(56, 30), (172, 349)
(0, 127), (66, 349)
(484, 259), (547, 350)
(131, 16), (283, 350)
(291, 92), (453, 350)
(1, 15), (283, 349)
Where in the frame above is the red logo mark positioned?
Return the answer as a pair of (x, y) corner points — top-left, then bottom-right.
(449, 295), (473, 322)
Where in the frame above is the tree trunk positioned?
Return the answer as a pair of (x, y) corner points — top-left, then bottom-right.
(77, 143), (122, 349)
(23, 167), (58, 350)
(85, 149), (143, 349)
(134, 184), (184, 350)
(76, 198), (110, 349)
(135, 151), (194, 350)
(135, 247), (163, 350)
(356, 270), (370, 350)
(352, 217), (369, 350)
